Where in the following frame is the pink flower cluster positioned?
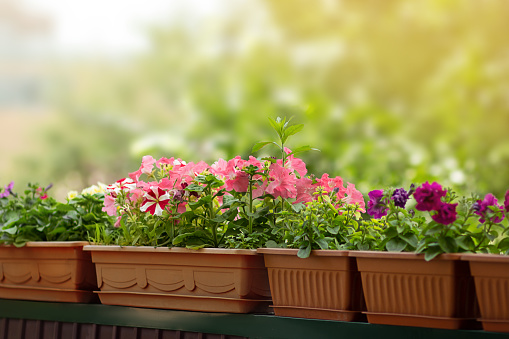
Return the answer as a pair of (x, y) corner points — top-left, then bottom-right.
(102, 151), (365, 227)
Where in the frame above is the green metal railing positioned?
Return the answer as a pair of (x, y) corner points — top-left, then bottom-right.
(1, 299), (509, 339)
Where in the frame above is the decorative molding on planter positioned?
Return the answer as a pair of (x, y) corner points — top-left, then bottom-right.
(84, 245), (271, 313)
(0, 241), (98, 303)
(258, 248), (365, 321)
(351, 251), (480, 330)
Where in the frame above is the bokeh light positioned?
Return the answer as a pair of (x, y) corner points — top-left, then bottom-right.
(2, 0), (509, 200)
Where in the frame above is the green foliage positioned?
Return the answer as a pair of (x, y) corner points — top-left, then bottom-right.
(268, 187), (365, 258)
(0, 183), (115, 246)
(360, 186), (509, 261)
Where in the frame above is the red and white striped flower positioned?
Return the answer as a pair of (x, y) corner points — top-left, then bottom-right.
(140, 186), (172, 216)
(106, 178), (137, 195)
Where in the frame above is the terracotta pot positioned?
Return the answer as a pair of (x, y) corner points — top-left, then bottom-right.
(84, 245), (271, 313)
(257, 248), (365, 321)
(462, 253), (509, 333)
(0, 241), (98, 303)
(351, 251), (480, 330)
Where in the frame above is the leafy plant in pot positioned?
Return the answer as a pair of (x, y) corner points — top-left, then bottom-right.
(352, 182), (509, 329)
(0, 182), (114, 303)
(251, 119), (368, 321)
(89, 117), (338, 313)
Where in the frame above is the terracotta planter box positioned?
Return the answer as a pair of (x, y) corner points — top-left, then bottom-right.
(0, 241), (98, 303)
(84, 245), (271, 313)
(351, 251), (480, 330)
(462, 253), (509, 333)
(257, 248), (365, 321)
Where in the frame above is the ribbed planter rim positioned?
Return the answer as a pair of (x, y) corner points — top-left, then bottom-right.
(349, 250), (462, 260)
(257, 248), (350, 257)
(84, 245), (260, 255)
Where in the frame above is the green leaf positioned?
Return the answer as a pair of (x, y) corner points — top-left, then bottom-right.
(56, 204), (74, 212)
(457, 235), (475, 251)
(438, 236), (458, 253)
(386, 238), (407, 252)
(497, 237), (509, 252)
(2, 226), (17, 234)
(315, 238), (329, 250)
(252, 141), (277, 153)
(399, 233), (418, 248)
(281, 124), (304, 143)
(185, 184), (204, 192)
(265, 240), (279, 248)
(326, 225), (340, 235)
(424, 246), (443, 261)
(297, 244), (311, 258)
(268, 117), (282, 136)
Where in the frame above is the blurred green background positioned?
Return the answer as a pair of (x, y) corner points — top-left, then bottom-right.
(2, 0), (509, 200)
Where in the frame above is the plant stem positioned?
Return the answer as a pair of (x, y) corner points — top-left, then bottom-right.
(248, 176), (253, 234)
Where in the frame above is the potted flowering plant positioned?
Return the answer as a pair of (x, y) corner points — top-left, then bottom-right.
(351, 182), (509, 330)
(460, 191), (509, 332)
(0, 182), (114, 303)
(250, 119), (368, 322)
(86, 117), (328, 313)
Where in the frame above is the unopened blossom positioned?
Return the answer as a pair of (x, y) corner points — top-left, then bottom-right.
(473, 193), (505, 224)
(140, 187), (172, 216)
(432, 202), (458, 225)
(367, 189), (388, 219)
(414, 182), (447, 211)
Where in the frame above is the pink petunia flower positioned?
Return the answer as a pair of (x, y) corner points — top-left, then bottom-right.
(344, 182), (365, 212)
(102, 194), (118, 216)
(318, 173), (347, 196)
(223, 156), (249, 192)
(140, 186), (172, 216)
(277, 147), (307, 177)
(294, 177), (316, 204)
(266, 163), (297, 199)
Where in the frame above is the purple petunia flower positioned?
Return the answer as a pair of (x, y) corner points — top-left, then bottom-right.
(473, 193), (505, 224)
(392, 188), (410, 208)
(367, 189), (389, 219)
(431, 202), (458, 225)
(413, 181), (447, 212)
(0, 181), (14, 198)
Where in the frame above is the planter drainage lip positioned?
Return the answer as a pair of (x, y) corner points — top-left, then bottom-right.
(257, 248), (350, 257)
(84, 245), (260, 255)
(349, 250), (462, 260)
(96, 290), (271, 313)
(364, 311), (480, 330)
(0, 284), (98, 303)
(271, 305), (365, 322)
(461, 253), (509, 263)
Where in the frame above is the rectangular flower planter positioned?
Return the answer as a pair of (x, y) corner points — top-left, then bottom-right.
(257, 248), (365, 321)
(83, 245), (272, 313)
(0, 241), (98, 303)
(462, 253), (509, 333)
(351, 251), (480, 330)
